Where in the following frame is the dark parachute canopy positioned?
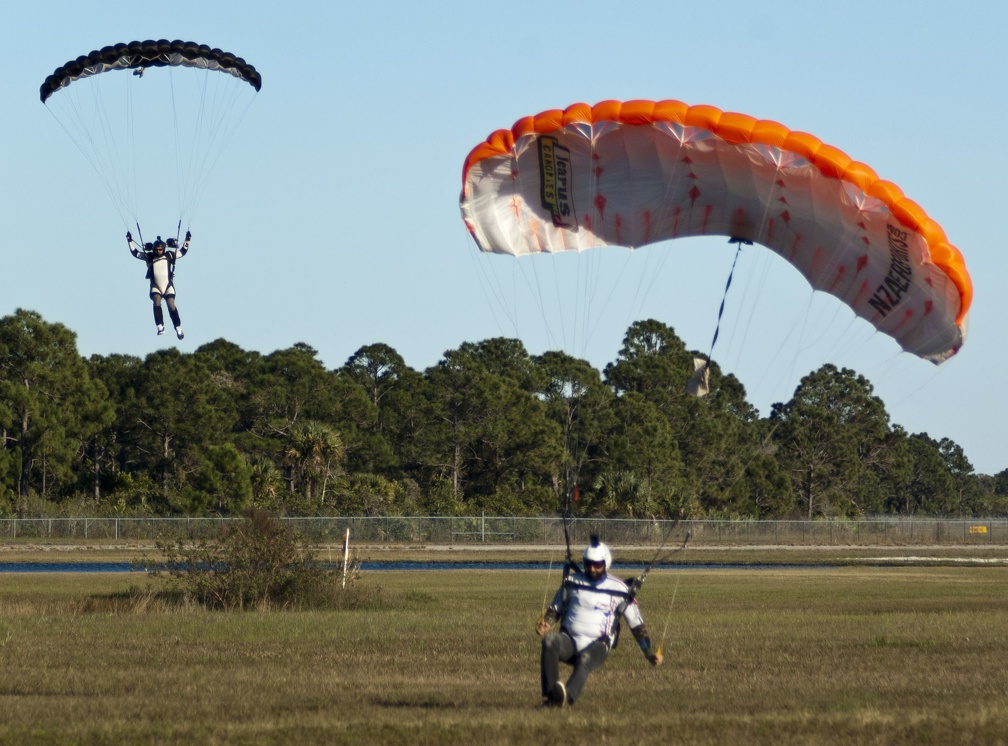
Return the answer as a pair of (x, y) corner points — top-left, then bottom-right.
(41, 40), (261, 231)
(40, 40), (261, 102)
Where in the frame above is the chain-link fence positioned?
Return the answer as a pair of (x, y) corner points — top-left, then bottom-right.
(3, 515), (1007, 546)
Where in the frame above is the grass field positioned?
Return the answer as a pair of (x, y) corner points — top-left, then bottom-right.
(3, 538), (1008, 567)
(2, 559), (1008, 744)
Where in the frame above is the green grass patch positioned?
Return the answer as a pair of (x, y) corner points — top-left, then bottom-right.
(1, 567), (1007, 744)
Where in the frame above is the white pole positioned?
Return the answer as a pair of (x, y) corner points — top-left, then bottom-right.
(342, 527), (350, 589)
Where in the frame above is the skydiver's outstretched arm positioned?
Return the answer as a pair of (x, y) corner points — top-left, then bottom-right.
(178, 230), (192, 258)
(629, 620), (663, 667)
(126, 231), (143, 259)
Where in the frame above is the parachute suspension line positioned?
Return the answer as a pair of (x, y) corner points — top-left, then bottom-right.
(561, 413), (577, 573)
(169, 66), (185, 226)
(582, 251), (637, 352)
(565, 122), (604, 361)
(626, 517), (688, 601)
(573, 245), (591, 360)
(189, 69), (257, 226)
(538, 552), (556, 624)
(688, 150), (780, 396)
(552, 252), (574, 354)
(560, 460), (575, 579)
(124, 76), (138, 226)
(655, 572), (681, 658)
(573, 240), (612, 360)
(167, 65), (257, 227)
(104, 72), (132, 224)
(468, 238), (522, 339)
(619, 518), (689, 656)
(523, 249), (566, 354)
(688, 240), (746, 396)
(713, 154), (786, 380)
(559, 381), (594, 580)
(724, 162), (782, 367)
(708, 240), (745, 361)
(181, 65), (212, 224)
(47, 78), (132, 228)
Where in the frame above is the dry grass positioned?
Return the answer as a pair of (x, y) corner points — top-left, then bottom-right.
(1, 566), (1007, 744)
(3, 539), (1007, 567)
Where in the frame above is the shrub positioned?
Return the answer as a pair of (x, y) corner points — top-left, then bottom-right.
(150, 508), (377, 610)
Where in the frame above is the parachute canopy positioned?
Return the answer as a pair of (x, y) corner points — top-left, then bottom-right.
(40, 40), (261, 102)
(41, 40), (260, 230)
(460, 99), (971, 363)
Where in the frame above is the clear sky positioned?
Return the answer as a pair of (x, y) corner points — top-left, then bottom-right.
(3, 1), (1007, 475)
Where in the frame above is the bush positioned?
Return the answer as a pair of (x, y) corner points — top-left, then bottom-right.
(150, 508), (377, 610)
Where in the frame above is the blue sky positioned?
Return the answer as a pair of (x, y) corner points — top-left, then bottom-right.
(3, 1), (1008, 475)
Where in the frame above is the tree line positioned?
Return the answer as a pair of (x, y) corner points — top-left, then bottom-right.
(1, 308), (1004, 519)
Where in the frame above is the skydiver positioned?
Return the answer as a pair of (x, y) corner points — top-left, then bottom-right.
(126, 230), (190, 339)
(536, 536), (663, 707)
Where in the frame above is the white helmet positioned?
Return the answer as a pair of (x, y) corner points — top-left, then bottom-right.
(583, 535), (612, 571)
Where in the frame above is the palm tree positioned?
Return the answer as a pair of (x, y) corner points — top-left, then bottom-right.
(283, 420), (345, 504)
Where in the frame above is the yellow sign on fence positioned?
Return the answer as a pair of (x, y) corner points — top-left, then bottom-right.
(969, 525), (988, 535)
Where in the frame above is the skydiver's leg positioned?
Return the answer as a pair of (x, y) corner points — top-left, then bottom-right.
(165, 295), (181, 328)
(164, 292), (183, 339)
(564, 640), (609, 705)
(150, 291), (165, 331)
(541, 630), (575, 699)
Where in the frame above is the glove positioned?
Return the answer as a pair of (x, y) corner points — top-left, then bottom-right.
(185, 230), (192, 242)
(126, 231), (132, 241)
(628, 576), (644, 596)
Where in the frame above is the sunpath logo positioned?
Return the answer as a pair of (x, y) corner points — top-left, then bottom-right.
(538, 136), (575, 227)
(868, 225), (914, 317)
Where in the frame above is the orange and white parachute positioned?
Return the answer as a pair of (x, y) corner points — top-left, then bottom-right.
(460, 99), (971, 363)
